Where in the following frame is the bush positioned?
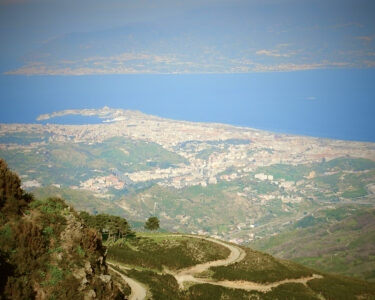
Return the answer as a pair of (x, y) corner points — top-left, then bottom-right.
(307, 274), (375, 300)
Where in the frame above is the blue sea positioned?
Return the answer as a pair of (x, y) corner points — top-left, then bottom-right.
(37, 115), (104, 125)
(0, 69), (374, 142)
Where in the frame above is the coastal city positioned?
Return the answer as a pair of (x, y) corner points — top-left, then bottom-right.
(1, 108), (375, 244)
(1, 107), (374, 191)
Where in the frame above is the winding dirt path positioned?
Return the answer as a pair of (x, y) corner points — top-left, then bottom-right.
(162, 234), (245, 288)
(175, 273), (323, 292)
(108, 263), (148, 300)
(159, 234), (322, 292)
(110, 234), (323, 295)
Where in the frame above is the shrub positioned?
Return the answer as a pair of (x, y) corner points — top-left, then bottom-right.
(307, 274), (375, 300)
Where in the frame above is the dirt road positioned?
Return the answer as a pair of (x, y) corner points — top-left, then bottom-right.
(168, 235), (246, 288)
(161, 234), (322, 292)
(175, 273), (323, 292)
(109, 234), (323, 295)
(108, 263), (147, 300)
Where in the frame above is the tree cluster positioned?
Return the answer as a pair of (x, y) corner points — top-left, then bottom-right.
(144, 216), (160, 231)
(79, 212), (133, 240)
(0, 159), (33, 218)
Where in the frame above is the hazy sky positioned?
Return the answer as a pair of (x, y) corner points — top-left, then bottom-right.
(1, 0), (375, 74)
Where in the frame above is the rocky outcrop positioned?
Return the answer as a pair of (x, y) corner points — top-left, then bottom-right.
(0, 159), (126, 299)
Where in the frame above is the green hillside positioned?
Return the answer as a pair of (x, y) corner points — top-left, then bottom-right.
(250, 206), (375, 281)
(0, 136), (187, 186)
(107, 233), (230, 271)
(105, 233), (375, 300)
(32, 185), (126, 216)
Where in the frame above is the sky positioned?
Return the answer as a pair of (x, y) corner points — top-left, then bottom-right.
(0, 0), (375, 141)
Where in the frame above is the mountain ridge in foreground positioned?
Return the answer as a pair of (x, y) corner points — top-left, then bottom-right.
(0, 159), (127, 299)
(1, 158), (375, 299)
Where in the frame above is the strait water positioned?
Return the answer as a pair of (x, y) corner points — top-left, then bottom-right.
(0, 69), (374, 142)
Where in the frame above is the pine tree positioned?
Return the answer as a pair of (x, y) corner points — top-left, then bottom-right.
(144, 216), (160, 231)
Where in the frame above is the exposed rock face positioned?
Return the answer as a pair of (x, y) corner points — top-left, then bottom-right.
(56, 206), (123, 299)
(84, 289), (96, 300)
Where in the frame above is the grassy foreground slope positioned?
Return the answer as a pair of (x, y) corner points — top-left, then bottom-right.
(107, 233), (230, 271)
(250, 206), (375, 281)
(107, 233), (375, 300)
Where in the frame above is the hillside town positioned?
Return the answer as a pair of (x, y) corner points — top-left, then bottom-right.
(1, 108), (374, 192)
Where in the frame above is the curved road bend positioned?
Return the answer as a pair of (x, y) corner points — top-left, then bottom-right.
(108, 263), (147, 300)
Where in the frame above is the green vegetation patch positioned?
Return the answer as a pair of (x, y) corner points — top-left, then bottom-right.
(189, 282), (320, 300)
(188, 284), (260, 300)
(127, 269), (184, 300)
(341, 187), (367, 199)
(250, 207), (375, 281)
(307, 274), (375, 300)
(0, 136), (188, 189)
(256, 164), (309, 181)
(313, 173), (341, 188)
(316, 157), (375, 172)
(294, 215), (326, 229)
(210, 246), (313, 283)
(123, 269), (321, 300)
(107, 235), (230, 271)
(92, 137), (187, 172)
(33, 186), (125, 216)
